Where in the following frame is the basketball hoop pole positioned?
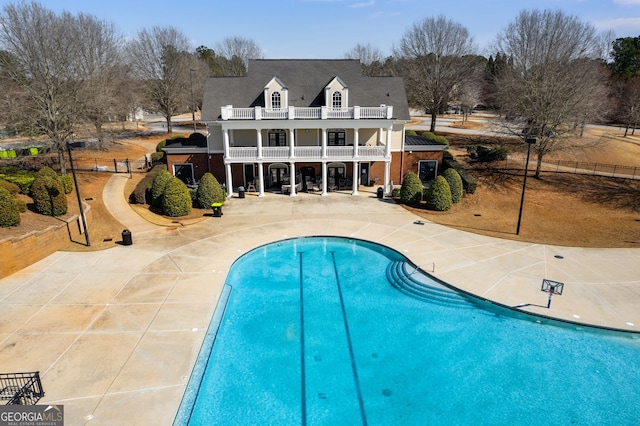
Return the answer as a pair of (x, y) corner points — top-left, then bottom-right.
(541, 279), (564, 309)
(547, 288), (554, 308)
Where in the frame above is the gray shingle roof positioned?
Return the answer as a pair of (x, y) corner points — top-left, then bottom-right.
(201, 59), (409, 121)
(405, 135), (447, 150)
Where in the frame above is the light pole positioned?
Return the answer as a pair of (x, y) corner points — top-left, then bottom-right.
(516, 137), (537, 235)
(66, 142), (90, 246)
(189, 68), (197, 133)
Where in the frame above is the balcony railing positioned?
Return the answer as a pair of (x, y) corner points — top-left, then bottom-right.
(221, 105), (393, 121)
(226, 145), (386, 161)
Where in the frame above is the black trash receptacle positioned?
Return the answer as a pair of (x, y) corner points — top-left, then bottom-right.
(238, 186), (245, 199)
(377, 187), (384, 199)
(122, 229), (132, 245)
(212, 203), (223, 217)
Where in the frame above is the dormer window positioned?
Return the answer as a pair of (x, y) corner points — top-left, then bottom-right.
(332, 91), (342, 109)
(271, 92), (281, 109)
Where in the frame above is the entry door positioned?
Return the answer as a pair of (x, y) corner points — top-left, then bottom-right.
(360, 163), (370, 186)
(244, 164), (255, 186)
(418, 160), (437, 182)
(270, 166), (287, 186)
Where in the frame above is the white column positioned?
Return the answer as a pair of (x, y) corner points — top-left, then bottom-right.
(225, 163), (233, 198)
(321, 162), (328, 196)
(289, 128), (295, 158)
(321, 128), (327, 159)
(352, 162), (359, 196)
(384, 161), (391, 196)
(256, 129), (263, 159)
(353, 128), (359, 158)
(223, 128), (230, 157)
(257, 163), (265, 197)
(289, 162), (297, 197)
(385, 126), (392, 157)
(378, 127), (383, 145)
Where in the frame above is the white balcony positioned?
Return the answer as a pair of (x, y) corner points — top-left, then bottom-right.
(220, 105), (393, 121)
(226, 145), (386, 162)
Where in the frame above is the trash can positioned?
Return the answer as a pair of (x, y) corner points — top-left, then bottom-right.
(122, 229), (132, 245)
(377, 187), (384, 199)
(238, 186), (245, 199)
(212, 202), (223, 217)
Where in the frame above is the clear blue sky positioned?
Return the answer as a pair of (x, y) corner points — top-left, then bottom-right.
(2, 0), (640, 58)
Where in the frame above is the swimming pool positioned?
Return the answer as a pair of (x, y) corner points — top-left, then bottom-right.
(175, 237), (639, 425)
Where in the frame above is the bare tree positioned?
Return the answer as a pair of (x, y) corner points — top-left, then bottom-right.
(0, 2), (85, 172)
(345, 43), (383, 65)
(393, 16), (477, 132)
(126, 26), (193, 133)
(344, 43), (396, 76)
(493, 9), (609, 177)
(620, 77), (640, 136)
(214, 36), (263, 76)
(72, 13), (125, 148)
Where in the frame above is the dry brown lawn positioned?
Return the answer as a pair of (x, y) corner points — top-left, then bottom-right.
(2, 123), (640, 251)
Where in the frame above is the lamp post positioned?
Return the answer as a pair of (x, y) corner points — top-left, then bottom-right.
(189, 68), (197, 133)
(66, 142), (90, 246)
(516, 137), (537, 235)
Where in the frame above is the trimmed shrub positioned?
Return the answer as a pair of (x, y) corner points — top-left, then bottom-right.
(156, 139), (167, 152)
(443, 168), (463, 204)
(150, 151), (165, 164)
(60, 174), (74, 194)
(196, 172), (225, 208)
(443, 152), (477, 194)
(391, 187), (401, 198)
(30, 174), (67, 216)
(35, 166), (59, 180)
(476, 145), (508, 162)
(15, 197), (27, 213)
(400, 172), (424, 205)
(433, 135), (449, 147)
(0, 179), (20, 195)
(151, 169), (173, 207)
(0, 174), (35, 194)
(426, 175), (452, 211)
(405, 129), (417, 136)
(162, 177), (192, 217)
(130, 165), (166, 204)
(0, 186), (20, 227)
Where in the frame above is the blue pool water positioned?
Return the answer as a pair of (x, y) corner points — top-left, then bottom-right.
(176, 237), (640, 425)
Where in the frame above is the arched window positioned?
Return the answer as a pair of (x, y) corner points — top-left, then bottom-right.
(332, 91), (342, 109)
(271, 92), (281, 109)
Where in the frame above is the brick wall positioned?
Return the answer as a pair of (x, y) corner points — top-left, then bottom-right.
(0, 204), (92, 279)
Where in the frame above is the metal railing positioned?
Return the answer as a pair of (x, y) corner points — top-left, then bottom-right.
(501, 157), (640, 179)
(0, 372), (45, 405)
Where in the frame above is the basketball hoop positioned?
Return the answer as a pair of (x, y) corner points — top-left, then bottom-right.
(541, 279), (564, 308)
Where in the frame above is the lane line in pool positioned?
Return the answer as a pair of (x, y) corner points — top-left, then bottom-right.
(331, 251), (368, 426)
(299, 252), (307, 426)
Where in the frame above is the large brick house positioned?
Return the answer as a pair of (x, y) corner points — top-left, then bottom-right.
(164, 59), (444, 197)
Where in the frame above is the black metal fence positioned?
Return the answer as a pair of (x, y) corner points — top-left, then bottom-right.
(499, 157), (640, 179)
(0, 372), (45, 405)
(0, 154), (151, 174)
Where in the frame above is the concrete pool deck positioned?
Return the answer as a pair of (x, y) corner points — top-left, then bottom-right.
(1, 173), (639, 425)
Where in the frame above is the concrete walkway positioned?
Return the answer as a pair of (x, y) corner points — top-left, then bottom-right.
(0, 174), (638, 425)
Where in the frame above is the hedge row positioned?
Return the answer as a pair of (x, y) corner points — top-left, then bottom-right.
(443, 151), (477, 194)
